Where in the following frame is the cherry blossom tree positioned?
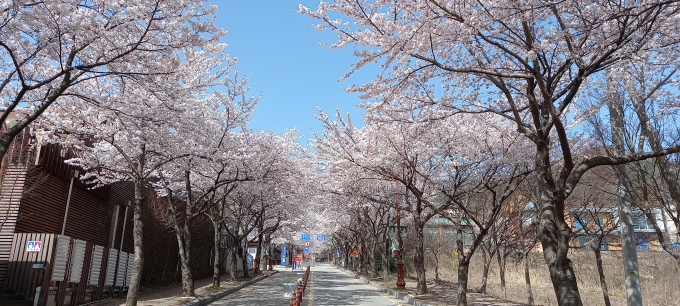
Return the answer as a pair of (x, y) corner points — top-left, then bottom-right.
(217, 129), (305, 281)
(41, 90), (191, 306)
(0, 0), (224, 167)
(314, 108), (530, 298)
(302, 1), (680, 304)
(37, 43), (249, 305)
(153, 76), (258, 295)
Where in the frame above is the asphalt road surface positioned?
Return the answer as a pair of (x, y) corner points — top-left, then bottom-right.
(208, 263), (405, 306)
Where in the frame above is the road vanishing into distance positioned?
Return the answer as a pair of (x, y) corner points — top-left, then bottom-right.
(208, 263), (406, 306)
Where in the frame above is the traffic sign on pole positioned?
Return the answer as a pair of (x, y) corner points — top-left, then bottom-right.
(301, 234), (311, 241)
(281, 245), (287, 267)
(303, 241), (311, 247)
(316, 234), (326, 241)
(349, 248), (359, 257)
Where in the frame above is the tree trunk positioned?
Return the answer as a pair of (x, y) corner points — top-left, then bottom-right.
(593, 247), (612, 306)
(179, 170), (194, 296)
(255, 230), (263, 274)
(173, 228), (194, 296)
(358, 243), (365, 273)
(372, 242), (379, 278)
(457, 257), (470, 306)
(523, 251), (534, 305)
(343, 243), (349, 269)
(536, 145), (583, 306)
(212, 222), (221, 287)
(229, 241), (238, 282)
(179, 239), (194, 296)
(497, 251), (507, 299)
(629, 85), (680, 222)
(433, 252), (440, 282)
(414, 224), (428, 294)
(126, 176), (144, 306)
(480, 245), (491, 294)
(241, 240), (250, 278)
(383, 234), (390, 281)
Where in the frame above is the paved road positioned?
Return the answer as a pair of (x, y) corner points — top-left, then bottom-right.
(307, 264), (405, 306)
(208, 264), (404, 306)
(208, 267), (303, 306)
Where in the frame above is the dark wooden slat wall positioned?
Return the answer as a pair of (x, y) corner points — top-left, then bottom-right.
(1, 139), (218, 304)
(15, 173), (116, 249)
(3, 233), (56, 302)
(0, 165), (28, 288)
(35, 143), (110, 201)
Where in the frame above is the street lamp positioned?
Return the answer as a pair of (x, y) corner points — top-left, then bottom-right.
(61, 169), (79, 235)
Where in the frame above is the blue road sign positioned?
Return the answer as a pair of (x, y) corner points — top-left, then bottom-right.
(281, 245), (287, 266)
(301, 234), (311, 241)
(304, 247), (310, 253)
(317, 234), (326, 241)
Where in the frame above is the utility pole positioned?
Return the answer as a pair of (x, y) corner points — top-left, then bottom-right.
(607, 72), (642, 306)
(617, 180), (642, 306)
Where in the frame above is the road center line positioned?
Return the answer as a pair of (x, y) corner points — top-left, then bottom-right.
(307, 271), (314, 306)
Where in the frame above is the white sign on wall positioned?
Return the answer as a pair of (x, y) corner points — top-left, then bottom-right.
(26, 241), (42, 252)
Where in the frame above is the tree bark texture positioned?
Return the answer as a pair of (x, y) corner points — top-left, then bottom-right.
(126, 176), (144, 306)
(629, 88), (680, 222)
(255, 230), (263, 274)
(212, 223), (221, 287)
(433, 252), (440, 282)
(457, 258), (469, 306)
(524, 251), (535, 305)
(497, 251), (507, 299)
(535, 145), (583, 306)
(383, 234), (390, 281)
(480, 246), (491, 294)
(343, 243), (349, 269)
(179, 171), (194, 296)
(241, 240), (249, 278)
(372, 242), (379, 278)
(229, 242), (239, 282)
(414, 225), (428, 294)
(593, 247), (612, 306)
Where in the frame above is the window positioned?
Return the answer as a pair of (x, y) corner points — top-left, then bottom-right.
(637, 236), (650, 250)
(632, 213), (654, 230)
(574, 214), (587, 228)
(595, 217), (605, 227)
(600, 237), (609, 251)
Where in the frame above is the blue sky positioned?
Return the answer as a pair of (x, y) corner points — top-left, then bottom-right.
(215, 1), (374, 143)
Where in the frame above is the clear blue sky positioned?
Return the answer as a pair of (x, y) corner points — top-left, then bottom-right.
(215, 1), (373, 142)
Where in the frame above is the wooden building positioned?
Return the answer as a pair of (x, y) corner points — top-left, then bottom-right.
(0, 123), (215, 306)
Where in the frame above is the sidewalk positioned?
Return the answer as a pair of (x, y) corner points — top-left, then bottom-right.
(391, 278), (527, 306)
(342, 268), (528, 306)
(90, 270), (277, 306)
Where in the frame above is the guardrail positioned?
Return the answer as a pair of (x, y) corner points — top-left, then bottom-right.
(289, 265), (310, 306)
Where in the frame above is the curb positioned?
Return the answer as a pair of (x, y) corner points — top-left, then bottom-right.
(182, 271), (279, 306)
(336, 266), (434, 306)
